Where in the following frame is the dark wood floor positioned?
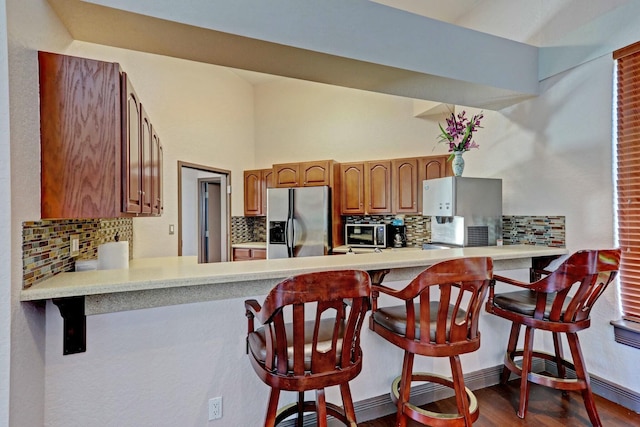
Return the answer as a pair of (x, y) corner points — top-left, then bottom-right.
(359, 379), (639, 426)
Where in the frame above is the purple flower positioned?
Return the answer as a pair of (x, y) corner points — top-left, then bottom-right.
(437, 110), (484, 156)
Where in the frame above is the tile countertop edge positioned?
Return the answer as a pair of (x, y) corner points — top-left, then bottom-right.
(20, 246), (567, 303)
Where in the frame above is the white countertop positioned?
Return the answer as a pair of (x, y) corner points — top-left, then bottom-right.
(20, 245), (567, 315)
(231, 242), (266, 249)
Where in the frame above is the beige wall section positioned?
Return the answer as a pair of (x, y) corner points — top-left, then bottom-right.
(254, 78), (451, 166)
(61, 42), (256, 258)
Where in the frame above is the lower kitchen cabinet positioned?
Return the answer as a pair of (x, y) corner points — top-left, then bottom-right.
(232, 248), (267, 261)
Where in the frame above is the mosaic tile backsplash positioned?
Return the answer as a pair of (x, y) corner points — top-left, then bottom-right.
(22, 214), (564, 290)
(502, 215), (565, 247)
(232, 216), (266, 243)
(22, 218), (133, 289)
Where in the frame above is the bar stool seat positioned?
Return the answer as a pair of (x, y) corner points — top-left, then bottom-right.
(245, 270), (371, 427)
(370, 257), (493, 427)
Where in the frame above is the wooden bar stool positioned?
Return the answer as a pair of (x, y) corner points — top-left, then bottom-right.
(485, 249), (620, 426)
(369, 257), (493, 427)
(245, 270), (371, 427)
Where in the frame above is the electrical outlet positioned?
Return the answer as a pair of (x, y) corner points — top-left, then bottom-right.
(70, 234), (80, 257)
(208, 396), (222, 421)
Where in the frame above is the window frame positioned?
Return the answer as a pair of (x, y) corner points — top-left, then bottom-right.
(612, 41), (640, 348)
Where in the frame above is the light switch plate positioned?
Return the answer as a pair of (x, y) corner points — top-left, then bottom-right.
(70, 234), (80, 257)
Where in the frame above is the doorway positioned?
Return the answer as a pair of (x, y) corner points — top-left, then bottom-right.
(199, 178), (222, 263)
(178, 161), (231, 262)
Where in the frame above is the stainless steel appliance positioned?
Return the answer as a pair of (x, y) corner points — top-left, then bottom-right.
(422, 177), (502, 247)
(387, 224), (407, 248)
(267, 186), (331, 259)
(345, 224), (387, 248)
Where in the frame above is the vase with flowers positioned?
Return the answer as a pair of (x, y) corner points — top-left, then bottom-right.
(437, 110), (484, 176)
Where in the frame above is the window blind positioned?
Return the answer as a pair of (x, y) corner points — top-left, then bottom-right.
(614, 41), (640, 321)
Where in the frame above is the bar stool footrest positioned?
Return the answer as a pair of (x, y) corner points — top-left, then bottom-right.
(391, 372), (479, 426)
(505, 349), (587, 391)
(274, 400), (355, 426)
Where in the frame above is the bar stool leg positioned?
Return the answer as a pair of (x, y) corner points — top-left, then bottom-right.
(339, 382), (357, 425)
(397, 351), (415, 427)
(265, 388), (280, 427)
(449, 355), (472, 426)
(501, 323), (520, 384)
(293, 391), (303, 427)
(316, 388), (328, 427)
(567, 332), (602, 427)
(517, 326), (535, 419)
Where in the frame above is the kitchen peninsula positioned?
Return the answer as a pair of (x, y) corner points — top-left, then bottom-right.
(21, 245), (566, 354)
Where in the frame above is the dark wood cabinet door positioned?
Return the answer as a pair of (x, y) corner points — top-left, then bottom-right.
(365, 160), (392, 214)
(273, 163), (300, 187)
(123, 73), (142, 214)
(140, 106), (153, 214)
(244, 170), (263, 216)
(151, 130), (163, 215)
(39, 52), (162, 219)
(301, 160), (331, 186)
(261, 169), (274, 215)
(233, 247), (266, 261)
(39, 51), (122, 218)
(340, 163), (365, 215)
(392, 158), (418, 213)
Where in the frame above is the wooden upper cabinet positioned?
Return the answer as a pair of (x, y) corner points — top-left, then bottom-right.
(39, 52), (163, 219)
(40, 51), (123, 218)
(340, 163), (365, 215)
(273, 160), (336, 187)
(139, 104), (153, 214)
(418, 155), (453, 214)
(261, 168), (274, 215)
(152, 131), (163, 215)
(123, 76), (142, 214)
(301, 160), (333, 186)
(418, 155), (450, 182)
(273, 163), (300, 188)
(244, 168), (273, 216)
(244, 170), (263, 216)
(392, 158), (418, 213)
(365, 160), (392, 214)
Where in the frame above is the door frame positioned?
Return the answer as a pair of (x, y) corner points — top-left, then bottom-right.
(177, 161), (232, 259)
(198, 178), (222, 263)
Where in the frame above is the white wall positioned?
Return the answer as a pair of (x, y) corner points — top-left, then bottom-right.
(0, 0), (11, 424)
(6, 0), (74, 426)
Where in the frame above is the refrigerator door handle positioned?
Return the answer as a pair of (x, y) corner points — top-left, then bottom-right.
(285, 189), (295, 258)
(285, 217), (294, 257)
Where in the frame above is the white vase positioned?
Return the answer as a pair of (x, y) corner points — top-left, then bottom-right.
(452, 151), (465, 176)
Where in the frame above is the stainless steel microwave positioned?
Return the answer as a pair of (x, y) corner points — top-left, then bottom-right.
(345, 224), (387, 248)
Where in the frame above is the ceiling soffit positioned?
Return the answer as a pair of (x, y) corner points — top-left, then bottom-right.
(48, 0), (539, 110)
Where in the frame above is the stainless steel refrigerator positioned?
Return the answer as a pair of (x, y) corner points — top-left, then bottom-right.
(267, 186), (331, 259)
